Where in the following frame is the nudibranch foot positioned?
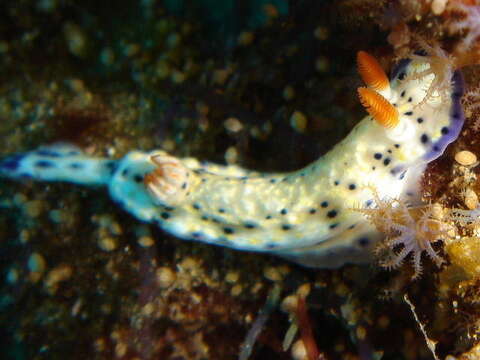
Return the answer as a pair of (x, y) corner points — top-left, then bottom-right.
(275, 222), (382, 268)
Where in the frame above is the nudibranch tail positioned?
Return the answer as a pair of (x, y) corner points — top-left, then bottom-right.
(0, 144), (117, 185)
(357, 51), (390, 92)
(357, 87), (399, 128)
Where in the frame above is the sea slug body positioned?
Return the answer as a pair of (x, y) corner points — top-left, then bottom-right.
(0, 51), (464, 268)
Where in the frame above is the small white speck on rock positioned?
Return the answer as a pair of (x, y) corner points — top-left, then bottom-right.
(455, 150), (477, 166)
(224, 117), (243, 133)
(291, 339), (308, 360)
(156, 267), (176, 288)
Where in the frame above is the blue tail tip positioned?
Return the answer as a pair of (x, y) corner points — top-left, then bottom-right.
(0, 154), (25, 172)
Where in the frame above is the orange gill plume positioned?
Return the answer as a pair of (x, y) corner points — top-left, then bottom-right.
(144, 154), (190, 205)
(357, 87), (399, 128)
(357, 51), (390, 92)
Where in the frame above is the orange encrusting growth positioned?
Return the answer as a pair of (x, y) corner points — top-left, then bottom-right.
(357, 87), (399, 128)
(357, 51), (390, 91)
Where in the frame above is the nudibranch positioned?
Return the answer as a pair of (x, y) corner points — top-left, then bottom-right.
(0, 51), (464, 268)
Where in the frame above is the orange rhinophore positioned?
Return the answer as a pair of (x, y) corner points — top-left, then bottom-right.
(357, 87), (399, 128)
(357, 51), (390, 91)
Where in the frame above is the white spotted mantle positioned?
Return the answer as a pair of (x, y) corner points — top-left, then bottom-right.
(0, 56), (464, 268)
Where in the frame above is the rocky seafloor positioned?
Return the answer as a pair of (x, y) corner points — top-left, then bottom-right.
(2, 0), (480, 359)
